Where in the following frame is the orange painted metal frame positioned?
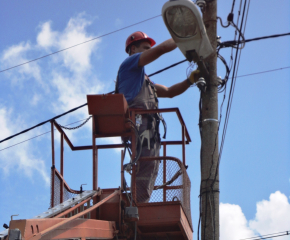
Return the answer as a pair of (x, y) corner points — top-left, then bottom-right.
(26, 190), (120, 240)
(50, 107), (191, 196)
(9, 218), (116, 240)
(47, 101), (193, 240)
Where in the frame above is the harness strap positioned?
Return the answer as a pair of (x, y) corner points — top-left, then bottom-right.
(155, 113), (167, 139)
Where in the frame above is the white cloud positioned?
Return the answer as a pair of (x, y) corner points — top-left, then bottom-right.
(0, 107), (50, 185)
(35, 13), (105, 118)
(249, 191), (290, 239)
(100, 136), (123, 153)
(31, 94), (41, 105)
(1, 42), (42, 84)
(37, 13), (100, 74)
(0, 12), (118, 184)
(37, 21), (57, 48)
(220, 203), (255, 240)
(220, 192), (290, 240)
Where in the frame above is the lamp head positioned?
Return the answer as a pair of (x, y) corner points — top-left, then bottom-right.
(162, 0), (214, 61)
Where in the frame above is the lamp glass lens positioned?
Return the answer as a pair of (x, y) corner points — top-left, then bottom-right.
(166, 6), (197, 38)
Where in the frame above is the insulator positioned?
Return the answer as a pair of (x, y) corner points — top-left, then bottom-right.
(196, 0), (206, 10)
(217, 76), (223, 85)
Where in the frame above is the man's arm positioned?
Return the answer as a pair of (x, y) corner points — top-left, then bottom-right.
(154, 69), (200, 98)
(154, 80), (191, 98)
(138, 39), (177, 67)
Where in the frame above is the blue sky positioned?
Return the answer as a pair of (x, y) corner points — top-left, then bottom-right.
(0, 1), (289, 240)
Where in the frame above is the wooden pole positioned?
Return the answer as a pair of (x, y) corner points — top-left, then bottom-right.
(201, 1), (219, 240)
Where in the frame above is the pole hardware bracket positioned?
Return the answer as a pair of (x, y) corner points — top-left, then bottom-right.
(196, 0), (206, 11)
(217, 76), (224, 86)
(217, 36), (222, 46)
(203, 118), (219, 123)
(196, 78), (207, 92)
(186, 49), (210, 81)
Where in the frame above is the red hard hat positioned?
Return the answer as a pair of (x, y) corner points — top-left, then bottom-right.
(125, 31), (156, 53)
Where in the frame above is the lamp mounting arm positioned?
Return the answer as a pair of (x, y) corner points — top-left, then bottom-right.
(186, 50), (210, 81)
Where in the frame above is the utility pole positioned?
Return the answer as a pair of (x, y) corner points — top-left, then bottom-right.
(200, 1), (219, 240)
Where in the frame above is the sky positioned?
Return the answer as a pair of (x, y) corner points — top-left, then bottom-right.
(0, 0), (289, 240)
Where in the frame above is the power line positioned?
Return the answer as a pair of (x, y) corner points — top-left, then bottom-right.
(0, 15), (161, 74)
(0, 65), (289, 150)
(0, 59), (186, 144)
(0, 118), (89, 151)
(233, 66), (290, 79)
(240, 230), (290, 240)
(199, 1), (250, 238)
(0, 103), (87, 144)
(219, 32), (290, 49)
(218, 0), (250, 173)
(148, 59), (187, 77)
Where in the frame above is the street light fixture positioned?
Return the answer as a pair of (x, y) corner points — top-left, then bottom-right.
(162, 0), (214, 62)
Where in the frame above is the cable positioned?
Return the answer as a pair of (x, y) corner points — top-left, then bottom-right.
(197, 89), (203, 240)
(0, 118), (92, 151)
(233, 66), (290, 78)
(0, 102), (88, 144)
(214, 0), (250, 189)
(217, 53), (230, 92)
(198, 0), (250, 238)
(0, 15), (161, 73)
(0, 59), (187, 145)
(240, 230), (290, 240)
(231, 0), (236, 13)
(134, 221), (137, 240)
(217, 16), (230, 28)
(1, 65), (289, 151)
(219, 32), (290, 49)
(150, 59), (187, 77)
(229, 21), (246, 49)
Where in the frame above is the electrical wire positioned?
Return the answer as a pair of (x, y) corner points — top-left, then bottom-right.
(198, 0), (250, 238)
(229, 21), (246, 49)
(233, 66), (290, 79)
(217, 16), (230, 28)
(0, 15), (161, 74)
(231, 0), (236, 13)
(197, 88), (203, 240)
(219, 0), (249, 161)
(1, 64), (289, 151)
(1, 22), (288, 145)
(240, 230), (290, 240)
(0, 118), (92, 151)
(0, 59), (187, 145)
(217, 53), (230, 92)
(219, 32), (290, 49)
(213, 0), (251, 191)
(0, 102), (88, 144)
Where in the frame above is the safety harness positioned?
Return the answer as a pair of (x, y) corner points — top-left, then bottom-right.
(115, 71), (167, 148)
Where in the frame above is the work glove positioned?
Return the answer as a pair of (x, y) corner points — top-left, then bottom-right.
(188, 69), (200, 85)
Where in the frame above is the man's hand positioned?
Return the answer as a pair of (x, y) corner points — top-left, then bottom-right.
(188, 69), (200, 85)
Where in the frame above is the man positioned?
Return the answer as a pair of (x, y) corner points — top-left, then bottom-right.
(116, 31), (199, 203)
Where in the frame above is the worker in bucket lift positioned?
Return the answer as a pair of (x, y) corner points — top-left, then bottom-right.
(115, 31), (199, 203)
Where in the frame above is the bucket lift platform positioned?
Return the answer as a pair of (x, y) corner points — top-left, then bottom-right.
(5, 94), (193, 240)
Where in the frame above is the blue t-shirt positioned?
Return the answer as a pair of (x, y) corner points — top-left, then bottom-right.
(117, 53), (145, 103)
